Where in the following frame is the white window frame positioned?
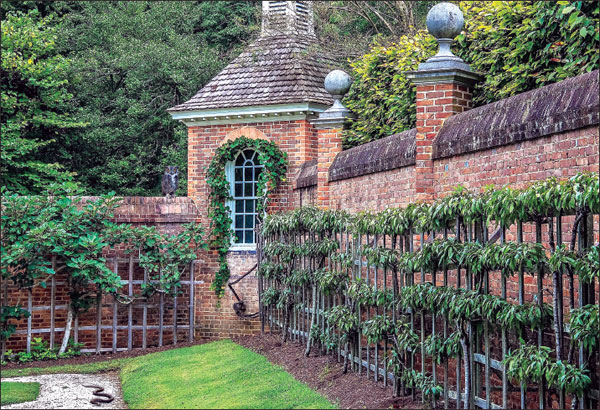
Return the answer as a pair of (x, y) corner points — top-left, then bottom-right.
(225, 149), (264, 251)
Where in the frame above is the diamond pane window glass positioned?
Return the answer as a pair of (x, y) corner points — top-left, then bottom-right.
(227, 149), (263, 245)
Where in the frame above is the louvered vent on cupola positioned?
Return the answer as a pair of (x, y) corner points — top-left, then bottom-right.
(261, 1), (315, 37)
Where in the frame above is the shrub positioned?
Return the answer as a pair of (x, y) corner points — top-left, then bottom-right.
(343, 1), (599, 148)
(342, 31), (436, 148)
(457, 1), (599, 107)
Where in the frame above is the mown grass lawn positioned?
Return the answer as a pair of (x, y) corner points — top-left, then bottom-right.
(120, 340), (335, 409)
(0, 382), (40, 405)
(1, 340), (335, 409)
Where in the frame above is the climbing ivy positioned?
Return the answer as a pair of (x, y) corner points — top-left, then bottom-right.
(206, 136), (287, 297)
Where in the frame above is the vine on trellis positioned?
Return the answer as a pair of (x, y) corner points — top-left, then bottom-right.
(206, 136), (287, 297)
(259, 172), (599, 408)
(1, 184), (206, 357)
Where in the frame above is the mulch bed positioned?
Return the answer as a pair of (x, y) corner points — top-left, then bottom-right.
(1, 339), (214, 370)
(234, 333), (426, 409)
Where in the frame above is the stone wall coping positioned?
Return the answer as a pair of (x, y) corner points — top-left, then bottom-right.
(433, 69), (599, 159)
(328, 128), (417, 182)
(77, 196), (200, 223)
(296, 159), (318, 188)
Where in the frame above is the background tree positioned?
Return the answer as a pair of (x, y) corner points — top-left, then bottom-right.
(314, 1), (434, 60)
(2, 1), (597, 191)
(56, 1), (258, 196)
(1, 11), (83, 193)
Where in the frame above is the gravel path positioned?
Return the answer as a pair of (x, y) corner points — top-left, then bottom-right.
(1, 372), (126, 409)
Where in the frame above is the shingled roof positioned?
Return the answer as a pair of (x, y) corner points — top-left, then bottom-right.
(168, 34), (336, 112)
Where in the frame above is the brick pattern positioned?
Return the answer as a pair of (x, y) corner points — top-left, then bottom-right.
(4, 258), (194, 352)
(415, 83), (473, 201)
(4, 97), (599, 353)
(434, 125), (599, 196)
(294, 185), (317, 208)
(188, 120), (318, 225)
(193, 251), (262, 340)
(328, 165), (415, 212)
(316, 127), (343, 209)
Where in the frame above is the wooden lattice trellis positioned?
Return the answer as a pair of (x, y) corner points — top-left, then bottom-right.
(258, 213), (599, 409)
(13, 258), (199, 354)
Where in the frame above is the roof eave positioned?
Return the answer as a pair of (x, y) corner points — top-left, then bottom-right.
(168, 102), (330, 126)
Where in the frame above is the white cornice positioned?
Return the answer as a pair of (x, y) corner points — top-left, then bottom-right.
(169, 103), (329, 127)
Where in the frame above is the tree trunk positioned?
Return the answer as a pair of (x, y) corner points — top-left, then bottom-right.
(460, 327), (471, 409)
(567, 210), (583, 366)
(305, 285), (317, 357)
(343, 340), (350, 373)
(282, 306), (289, 343)
(59, 304), (74, 355)
(552, 270), (562, 361)
(548, 217), (563, 361)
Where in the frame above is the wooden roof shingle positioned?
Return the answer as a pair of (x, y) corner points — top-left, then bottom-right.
(168, 34), (336, 112)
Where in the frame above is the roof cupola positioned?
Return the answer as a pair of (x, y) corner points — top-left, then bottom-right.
(261, 1), (315, 37)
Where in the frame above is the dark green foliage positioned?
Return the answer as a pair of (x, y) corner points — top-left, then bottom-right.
(342, 31), (436, 147)
(1, 1), (260, 195)
(194, 1), (260, 51)
(57, 2), (227, 195)
(261, 172), (598, 402)
(1, 306), (29, 342)
(457, 1), (599, 107)
(504, 345), (592, 397)
(569, 304), (599, 352)
(7, 337), (83, 363)
(0, 184), (206, 353)
(1, 11), (83, 192)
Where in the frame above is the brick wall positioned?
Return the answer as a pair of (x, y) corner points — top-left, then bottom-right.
(433, 125), (599, 196)
(329, 165), (415, 212)
(193, 251), (261, 340)
(312, 125), (599, 214)
(187, 120), (318, 225)
(4, 71), (598, 354)
(415, 83), (473, 201)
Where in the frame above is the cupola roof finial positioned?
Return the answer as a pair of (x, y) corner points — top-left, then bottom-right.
(261, 1), (315, 37)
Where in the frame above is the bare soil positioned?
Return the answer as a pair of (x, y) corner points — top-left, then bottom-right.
(234, 333), (426, 409)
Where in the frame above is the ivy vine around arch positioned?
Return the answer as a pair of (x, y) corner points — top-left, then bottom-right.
(206, 136), (288, 297)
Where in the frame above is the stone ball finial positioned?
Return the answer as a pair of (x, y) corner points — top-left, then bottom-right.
(426, 2), (464, 39)
(324, 70), (352, 97)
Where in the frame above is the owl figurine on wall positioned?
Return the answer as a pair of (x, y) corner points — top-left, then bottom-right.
(161, 166), (179, 198)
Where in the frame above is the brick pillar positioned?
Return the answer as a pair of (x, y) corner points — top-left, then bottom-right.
(315, 127), (343, 209)
(413, 81), (475, 201)
(311, 69), (354, 210)
(406, 2), (482, 202)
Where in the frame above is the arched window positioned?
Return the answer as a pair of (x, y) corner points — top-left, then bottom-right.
(226, 149), (263, 246)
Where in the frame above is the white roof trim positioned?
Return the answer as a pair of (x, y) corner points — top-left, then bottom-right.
(169, 103), (329, 126)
